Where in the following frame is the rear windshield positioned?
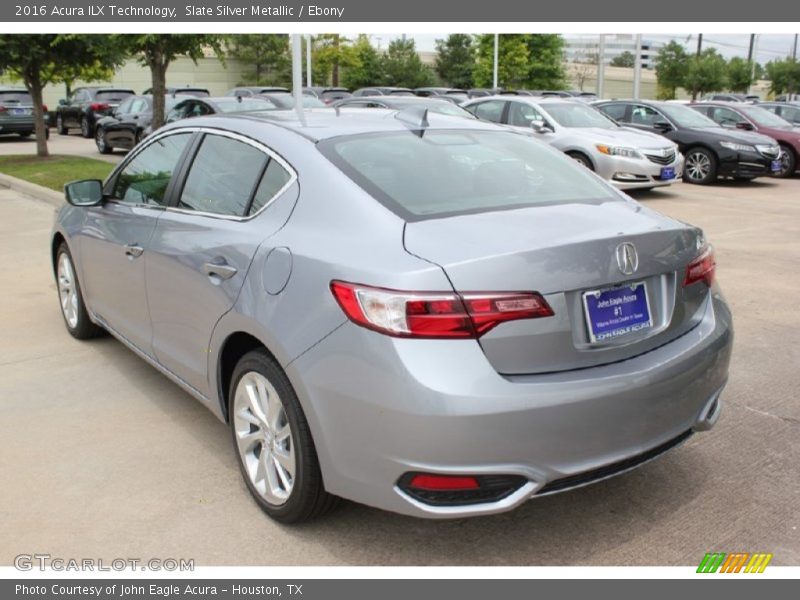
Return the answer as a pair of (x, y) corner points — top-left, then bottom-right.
(0, 91), (32, 103)
(96, 91), (134, 102)
(319, 130), (618, 220)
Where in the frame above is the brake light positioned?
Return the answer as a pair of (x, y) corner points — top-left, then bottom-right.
(42, 104), (48, 112)
(330, 280), (554, 339)
(684, 245), (716, 287)
(89, 102), (109, 112)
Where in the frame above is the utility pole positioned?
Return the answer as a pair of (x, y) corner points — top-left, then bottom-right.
(597, 34), (606, 99)
(792, 34), (798, 60)
(750, 34), (759, 94)
(633, 34), (642, 99)
(291, 34), (306, 126)
(305, 34), (312, 88)
(696, 33), (703, 57)
(493, 33), (499, 90)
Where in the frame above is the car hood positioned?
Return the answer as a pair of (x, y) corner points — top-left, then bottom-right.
(564, 126), (675, 149)
(684, 126), (776, 145)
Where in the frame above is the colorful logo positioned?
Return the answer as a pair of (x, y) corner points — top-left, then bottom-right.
(697, 552), (773, 573)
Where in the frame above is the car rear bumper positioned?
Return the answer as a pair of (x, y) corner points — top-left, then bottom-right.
(288, 289), (733, 518)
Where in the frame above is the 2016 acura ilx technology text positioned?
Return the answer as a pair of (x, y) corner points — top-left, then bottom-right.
(52, 109), (733, 522)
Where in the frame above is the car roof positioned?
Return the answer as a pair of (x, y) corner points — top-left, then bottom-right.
(172, 108), (504, 143)
(470, 94), (581, 106)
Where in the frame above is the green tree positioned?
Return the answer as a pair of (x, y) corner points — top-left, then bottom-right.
(313, 34), (359, 87)
(473, 34), (529, 89)
(684, 48), (728, 100)
(381, 38), (434, 88)
(611, 51), (636, 68)
(434, 34), (475, 89)
(115, 35), (224, 131)
(764, 58), (800, 96)
(655, 41), (689, 100)
(726, 56), (754, 93)
(225, 34), (290, 87)
(524, 34), (567, 89)
(0, 34), (127, 157)
(341, 35), (384, 89)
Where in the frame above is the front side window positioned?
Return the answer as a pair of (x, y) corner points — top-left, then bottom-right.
(507, 102), (545, 127)
(630, 104), (662, 127)
(708, 107), (746, 127)
(111, 133), (191, 205)
(178, 134), (268, 216)
(320, 130), (618, 220)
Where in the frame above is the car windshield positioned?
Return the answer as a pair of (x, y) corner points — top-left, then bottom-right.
(0, 91), (32, 103)
(319, 129), (618, 220)
(738, 105), (794, 128)
(216, 98), (274, 112)
(541, 102), (617, 128)
(659, 104), (718, 128)
(416, 102), (475, 118)
(96, 91), (134, 102)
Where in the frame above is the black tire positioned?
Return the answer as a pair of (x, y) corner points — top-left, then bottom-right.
(775, 144), (797, 178)
(80, 116), (92, 138)
(18, 131), (32, 138)
(683, 147), (717, 185)
(95, 127), (111, 154)
(733, 176), (755, 182)
(229, 349), (338, 523)
(566, 151), (594, 171)
(56, 114), (68, 135)
(55, 243), (104, 340)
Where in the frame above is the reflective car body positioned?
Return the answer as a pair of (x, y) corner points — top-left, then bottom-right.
(464, 96), (683, 190)
(52, 110), (732, 519)
(595, 99), (782, 183)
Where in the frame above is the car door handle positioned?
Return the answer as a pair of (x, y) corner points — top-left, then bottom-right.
(203, 261), (238, 280)
(124, 244), (144, 258)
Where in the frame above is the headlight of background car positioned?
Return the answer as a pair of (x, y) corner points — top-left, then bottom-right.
(595, 144), (641, 158)
(720, 141), (756, 152)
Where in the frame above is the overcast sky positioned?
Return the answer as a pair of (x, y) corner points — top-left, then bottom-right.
(372, 33), (799, 63)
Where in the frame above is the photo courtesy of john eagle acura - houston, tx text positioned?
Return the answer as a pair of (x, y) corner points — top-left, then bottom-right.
(51, 107), (733, 523)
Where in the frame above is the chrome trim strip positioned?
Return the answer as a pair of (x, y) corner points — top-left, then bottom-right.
(104, 125), (299, 222)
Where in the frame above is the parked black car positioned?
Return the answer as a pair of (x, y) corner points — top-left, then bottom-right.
(55, 86), (135, 138)
(142, 86), (210, 98)
(352, 86), (414, 97)
(227, 86), (290, 97)
(94, 95), (186, 154)
(302, 86), (351, 104)
(164, 96), (275, 126)
(759, 102), (800, 126)
(594, 99), (782, 184)
(0, 87), (49, 138)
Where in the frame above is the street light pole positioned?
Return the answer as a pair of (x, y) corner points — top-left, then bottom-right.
(493, 33), (499, 90)
(291, 34), (306, 126)
(305, 34), (312, 88)
(633, 34), (642, 99)
(597, 34), (606, 99)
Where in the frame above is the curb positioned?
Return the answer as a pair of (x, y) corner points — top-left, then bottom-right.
(0, 172), (64, 209)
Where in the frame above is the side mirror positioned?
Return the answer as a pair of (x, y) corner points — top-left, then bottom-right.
(654, 121), (673, 133)
(64, 179), (104, 206)
(735, 121), (754, 131)
(58, 98), (69, 106)
(530, 119), (553, 133)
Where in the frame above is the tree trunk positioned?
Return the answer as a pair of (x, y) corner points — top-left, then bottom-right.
(26, 77), (49, 158)
(149, 57), (169, 131)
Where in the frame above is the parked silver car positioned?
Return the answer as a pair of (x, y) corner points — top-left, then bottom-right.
(463, 96), (684, 190)
(52, 110), (732, 522)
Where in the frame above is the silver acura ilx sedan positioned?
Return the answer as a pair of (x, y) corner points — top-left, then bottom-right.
(52, 109), (732, 522)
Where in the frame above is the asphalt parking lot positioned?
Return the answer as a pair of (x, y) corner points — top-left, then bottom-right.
(1, 164), (799, 565)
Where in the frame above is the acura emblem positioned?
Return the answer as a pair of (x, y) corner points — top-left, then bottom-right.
(615, 242), (638, 276)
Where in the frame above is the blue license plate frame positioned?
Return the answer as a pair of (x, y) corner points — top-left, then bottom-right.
(582, 282), (653, 343)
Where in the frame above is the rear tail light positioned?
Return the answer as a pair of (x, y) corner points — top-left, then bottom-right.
(0, 106), (6, 113)
(89, 102), (109, 112)
(398, 472), (528, 506)
(42, 104), (48, 112)
(330, 280), (553, 339)
(683, 245), (716, 287)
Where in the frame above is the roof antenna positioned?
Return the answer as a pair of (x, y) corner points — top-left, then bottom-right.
(395, 106), (429, 136)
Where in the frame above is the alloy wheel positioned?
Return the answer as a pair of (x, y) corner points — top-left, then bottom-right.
(80, 117), (90, 138)
(232, 371), (296, 506)
(57, 253), (79, 329)
(685, 151), (711, 182)
(778, 147), (792, 177)
(95, 128), (107, 152)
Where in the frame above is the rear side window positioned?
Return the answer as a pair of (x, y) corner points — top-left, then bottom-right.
(320, 130), (618, 221)
(249, 160), (292, 215)
(178, 134), (268, 216)
(599, 103), (628, 122)
(471, 100), (505, 123)
(112, 133), (191, 205)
